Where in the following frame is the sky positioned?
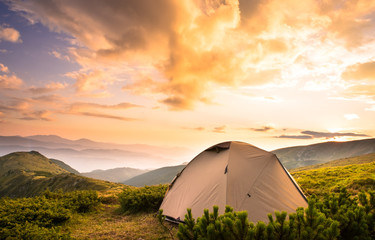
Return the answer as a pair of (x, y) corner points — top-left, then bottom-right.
(0, 0), (375, 161)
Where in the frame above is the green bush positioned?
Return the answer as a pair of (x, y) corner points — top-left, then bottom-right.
(176, 189), (375, 240)
(0, 190), (100, 239)
(118, 184), (168, 213)
(43, 189), (100, 213)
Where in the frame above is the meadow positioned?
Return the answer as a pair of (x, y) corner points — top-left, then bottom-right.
(1, 158), (375, 239)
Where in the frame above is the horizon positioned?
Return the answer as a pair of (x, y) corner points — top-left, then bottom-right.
(1, 1), (374, 170)
(1, 134), (373, 172)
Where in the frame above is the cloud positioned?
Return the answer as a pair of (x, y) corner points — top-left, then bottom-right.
(343, 84), (375, 100)
(29, 82), (68, 94)
(0, 63), (9, 73)
(276, 135), (313, 139)
(69, 102), (141, 112)
(66, 70), (109, 94)
(66, 101), (140, 121)
(0, 26), (22, 43)
(275, 130), (370, 139)
(8, 0), (375, 109)
(344, 114), (359, 120)
(342, 61), (375, 81)
(213, 125), (226, 133)
(0, 97), (56, 121)
(301, 130), (369, 138)
(249, 126), (274, 132)
(49, 50), (70, 61)
(19, 110), (54, 121)
(0, 74), (23, 89)
(72, 112), (137, 121)
(182, 126), (205, 131)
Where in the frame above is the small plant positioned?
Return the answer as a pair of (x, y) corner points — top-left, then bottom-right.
(118, 184), (168, 213)
(0, 189), (101, 239)
(176, 189), (375, 240)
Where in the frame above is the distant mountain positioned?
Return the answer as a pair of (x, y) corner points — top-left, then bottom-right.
(123, 165), (186, 187)
(0, 135), (192, 172)
(0, 151), (122, 198)
(81, 167), (148, 183)
(272, 138), (375, 169)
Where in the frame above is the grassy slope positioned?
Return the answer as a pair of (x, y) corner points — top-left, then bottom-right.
(291, 154), (375, 197)
(50, 158), (80, 174)
(0, 151), (68, 175)
(69, 205), (177, 240)
(0, 151), (124, 198)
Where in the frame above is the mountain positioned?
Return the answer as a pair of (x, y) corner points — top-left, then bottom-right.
(81, 167), (148, 183)
(0, 135), (192, 172)
(0, 151), (122, 198)
(272, 138), (375, 169)
(123, 164), (186, 187)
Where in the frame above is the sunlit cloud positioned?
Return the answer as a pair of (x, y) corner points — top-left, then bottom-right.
(276, 130), (369, 140)
(49, 50), (70, 62)
(342, 61), (375, 81)
(71, 112), (137, 121)
(0, 74), (23, 89)
(29, 82), (68, 94)
(213, 125), (226, 133)
(344, 114), (359, 120)
(249, 126), (274, 132)
(0, 63), (9, 73)
(69, 102), (141, 111)
(365, 105), (375, 111)
(0, 25), (21, 43)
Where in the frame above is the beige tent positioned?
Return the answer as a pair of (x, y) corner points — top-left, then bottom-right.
(160, 141), (307, 223)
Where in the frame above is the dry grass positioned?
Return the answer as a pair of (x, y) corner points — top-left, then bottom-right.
(68, 204), (178, 240)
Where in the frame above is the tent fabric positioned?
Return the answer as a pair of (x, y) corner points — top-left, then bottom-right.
(160, 141), (308, 223)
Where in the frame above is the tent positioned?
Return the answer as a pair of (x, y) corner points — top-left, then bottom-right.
(160, 141), (308, 223)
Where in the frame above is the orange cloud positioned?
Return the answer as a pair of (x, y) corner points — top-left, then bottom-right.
(0, 63), (9, 73)
(342, 61), (375, 81)
(213, 125), (226, 133)
(8, 0), (375, 109)
(66, 70), (113, 95)
(29, 82), (68, 94)
(69, 102), (141, 112)
(0, 74), (23, 89)
(0, 26), (22, 43)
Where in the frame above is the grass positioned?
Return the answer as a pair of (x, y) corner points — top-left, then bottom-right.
(3, 151), (375, 239)
(68, 202), (178, 239)
(291, 161), (375, 197)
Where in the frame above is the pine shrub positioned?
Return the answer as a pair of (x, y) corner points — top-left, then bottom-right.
(175, 188), (375, 240)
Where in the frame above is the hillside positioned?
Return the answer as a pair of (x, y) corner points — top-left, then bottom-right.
(50, 158), (80, 174)
(273, 138), (375, 169)
(290, 153), (375, 197)
(82, 167), (148, 183)
(0, 151), (123, 198)
(123, 164), (186, 187)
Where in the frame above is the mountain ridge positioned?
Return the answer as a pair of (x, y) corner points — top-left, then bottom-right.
(0, 135), (192, 172)
(272, 138), (375, 169)
(0, 151), (122, 198)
